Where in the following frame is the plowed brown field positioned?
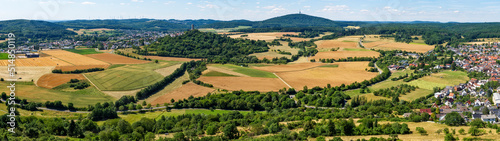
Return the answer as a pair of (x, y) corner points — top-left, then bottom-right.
(37, 74), (86, 89)
(310, 51), (380, 60)
(151, 82), (214, 105)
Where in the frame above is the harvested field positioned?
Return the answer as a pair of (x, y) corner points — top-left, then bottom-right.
(151, 82), (214, 105)
(0, 66), (54, 82)
(37, 74), (86, 89)
(310, 51), (380, 60)
(361, 35), (434, 53)
(252, 63), (324, 73)
(55, 65), (109, 71)
(197, 76), (288, 91)
(155, 64), (183, 76)
(229, 32), (299, 41)
(315, 40), (358, 49)
(0, 57), (72, 66)
(276, 62), (378, 88)
(41, 50), (109, 66)
(87, 53), (150, 64)
(144, 56), (201, 62)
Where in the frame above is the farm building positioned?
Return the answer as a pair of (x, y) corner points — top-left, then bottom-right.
(493, 93), (500, 106)
(25, 53), (39, 58)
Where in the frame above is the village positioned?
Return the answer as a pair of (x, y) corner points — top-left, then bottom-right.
(401, 42), (500, 124)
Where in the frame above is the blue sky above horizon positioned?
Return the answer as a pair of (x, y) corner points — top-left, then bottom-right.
(2, 0), (500, 22)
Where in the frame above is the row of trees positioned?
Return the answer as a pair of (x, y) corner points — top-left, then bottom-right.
(52, 68), (105, 74)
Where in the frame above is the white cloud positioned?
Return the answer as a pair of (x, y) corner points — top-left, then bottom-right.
(164, 1), (175, 5)
(262, 6), (275, 9)
(270, 7), (286, 13)
(120, 3), (130, 5)
(360, 9), (369, 12)
(198, 4), (219, 9)
(304, 6), (311, 8)
(321, 5), (349, 12)
(187, 2), (192, 5)
(81, 1), (96, 5)
(438, 6), (442, 9)
(131, 0), (143, 2)
(256, 2), (260, 4)
(454, 10), (460, 13)
(383, 6), (398, 12)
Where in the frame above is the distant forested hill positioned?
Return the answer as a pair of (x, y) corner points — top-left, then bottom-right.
(139, 30), (269, 62)
(0, 20), (76, 39)
(57, 19), (190, 31)
(201, 14), (342, 28)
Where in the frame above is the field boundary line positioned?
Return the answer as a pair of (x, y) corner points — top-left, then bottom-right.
(273, 73), (292, 88)
(82, 74), (101, 91)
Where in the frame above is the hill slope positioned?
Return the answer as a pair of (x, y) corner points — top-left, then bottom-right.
(0, 20), (76, 39)
(57, 19), (190, 31)
(254, 14), (338, 28)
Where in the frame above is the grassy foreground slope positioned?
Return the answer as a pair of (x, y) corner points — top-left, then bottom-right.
(0, 82), (113, 107)
(211, 64), (276, 78)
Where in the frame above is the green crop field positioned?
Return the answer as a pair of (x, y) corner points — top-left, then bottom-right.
(343, 48), (370, 51)
(212, 64), (277, 78)
(0, 53), (9, 60)
(319, 64), (339, 68)
(346, 70), (468, 101)
(0, 82), (114, 107)
(203, 71), (236, 77)
(85, 62), (179, 91)
(65, 49), (103, 55)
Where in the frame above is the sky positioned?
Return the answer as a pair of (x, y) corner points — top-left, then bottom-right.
(1, 0), (500, 22)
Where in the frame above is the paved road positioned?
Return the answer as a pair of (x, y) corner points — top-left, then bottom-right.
(374, 62), (383, 74)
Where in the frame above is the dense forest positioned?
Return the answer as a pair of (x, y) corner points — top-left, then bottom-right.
(139, 30), (269, 63)
(0, 20), (76, 42)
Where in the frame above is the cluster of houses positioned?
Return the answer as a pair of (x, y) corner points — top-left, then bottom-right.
(451, 43), (500, 81)
(3, 30), (183, 57)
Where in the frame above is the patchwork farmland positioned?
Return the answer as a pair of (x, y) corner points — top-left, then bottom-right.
(41, 50), (109, 66)
(87, 53), (150, 64)
(197, 62), (378, 91)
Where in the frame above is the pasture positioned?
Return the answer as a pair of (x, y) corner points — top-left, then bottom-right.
(37, 74), (86, 89)
(41, 50), (109, 66)
(362, 35), (434, 53)
(87, 53), (150, 64)
(65, 49), (102, 55)
(0, 81), (114, 107)
(0, 53), (9, 60)
(85, 62), (175, 91)
(0, 57), (72, 66)
(210, 64), (276, 78)
(150, 82), (215, 105)
(0, 66), (54, 82)
(346, 70), (468, 101)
